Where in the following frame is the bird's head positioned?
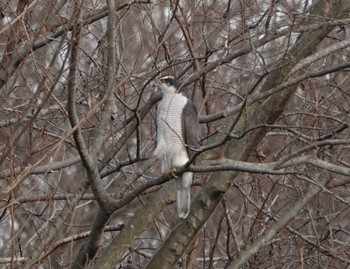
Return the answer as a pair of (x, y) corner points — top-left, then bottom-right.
(153, 75), (181, 94)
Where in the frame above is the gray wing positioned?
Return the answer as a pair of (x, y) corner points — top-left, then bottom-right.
(182, 100), (200, 159)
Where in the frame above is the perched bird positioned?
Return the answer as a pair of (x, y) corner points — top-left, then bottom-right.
(153, 75), (200, 218)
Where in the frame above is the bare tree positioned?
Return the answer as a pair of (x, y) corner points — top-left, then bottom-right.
(1, 0), (350, 268)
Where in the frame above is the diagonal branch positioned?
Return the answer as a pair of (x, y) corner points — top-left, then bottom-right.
(145, 1), (350, 268)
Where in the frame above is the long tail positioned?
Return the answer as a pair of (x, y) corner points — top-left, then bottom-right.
(177, 172), (193, 218)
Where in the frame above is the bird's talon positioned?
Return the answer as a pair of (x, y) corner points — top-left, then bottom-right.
(170, 168), (178, 178)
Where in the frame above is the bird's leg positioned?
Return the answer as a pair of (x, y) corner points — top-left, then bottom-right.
(170, 167), (178, 178)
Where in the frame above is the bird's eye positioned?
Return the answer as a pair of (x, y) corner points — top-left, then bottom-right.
(159, 76), (175, 86)
(160, 78), (170, 85)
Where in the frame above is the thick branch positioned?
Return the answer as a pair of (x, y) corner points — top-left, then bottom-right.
(66, 2), (115, 214)
(145, 1), (350, 268)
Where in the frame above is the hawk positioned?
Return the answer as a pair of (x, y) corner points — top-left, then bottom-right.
(153, 75), (200, 218)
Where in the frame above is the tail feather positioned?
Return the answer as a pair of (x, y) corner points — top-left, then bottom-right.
(177, 172), (193, 218)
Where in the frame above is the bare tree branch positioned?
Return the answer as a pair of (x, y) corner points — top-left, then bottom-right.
(2, 1), (350, 268)
(145, 1), (350, 267)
